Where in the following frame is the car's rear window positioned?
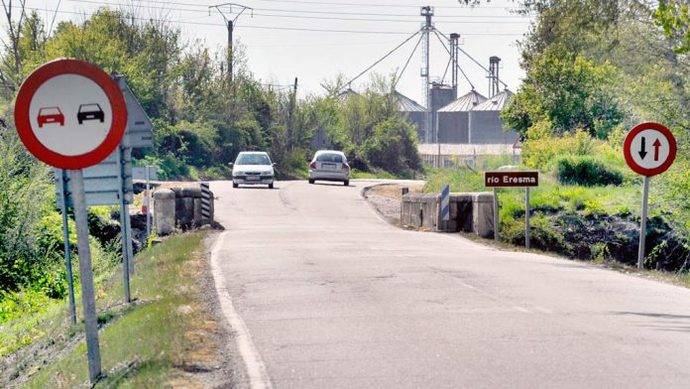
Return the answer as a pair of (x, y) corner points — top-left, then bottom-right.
(236, 154), (271, 165)
(316, 153), (344, 163)
(80, 104), (101, 111)
(40, 107), (60, 115)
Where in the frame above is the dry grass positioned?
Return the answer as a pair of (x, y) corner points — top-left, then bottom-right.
(19, 232), (230, 388)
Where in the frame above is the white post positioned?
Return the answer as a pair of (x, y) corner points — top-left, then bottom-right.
(69, 169), (102, 383)
(145, 166), (151, 241)
(638, 176), (650, 269)
(493, 188), (499, 241)
(525, 187), (531, 249)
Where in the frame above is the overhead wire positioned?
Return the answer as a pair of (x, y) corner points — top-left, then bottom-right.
(209, 0), (517, 10)
(342, 29), (421, 91)
(67, 0), (530, 22)
(21, 5), (417, 34)
(441, 56), (452, 85)
(436, 29), (509, 88)
(123, 0), (530, 18)
(393, 32), (423, 89)
(431, 29), (475, 91)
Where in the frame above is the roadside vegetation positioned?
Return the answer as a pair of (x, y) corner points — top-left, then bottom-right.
(0, 4), (420, 351)
(426, 1), (690, 272)
(2, 233), (226, 387)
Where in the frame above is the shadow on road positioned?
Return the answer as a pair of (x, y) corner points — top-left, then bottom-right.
(310, 182), (356, 188)
(614, 311), (690, 333)
(234, 186), (278, 190)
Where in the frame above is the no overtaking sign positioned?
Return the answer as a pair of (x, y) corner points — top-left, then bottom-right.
(14, 58), (127, 169)
(14, 59), (128, 383)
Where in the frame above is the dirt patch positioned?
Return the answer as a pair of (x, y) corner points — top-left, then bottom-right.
(362, 183), (424, 226)
(168, 233), (239, 388)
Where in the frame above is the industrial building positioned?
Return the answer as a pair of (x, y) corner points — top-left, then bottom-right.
(333, 6), (520, 161)
(436, 90), (487, 143)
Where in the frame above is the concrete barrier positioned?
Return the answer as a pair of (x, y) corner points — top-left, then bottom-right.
(401, 191), (494, 238)
(472, 193), (495, 239)
(152, 184), (215, 235)
(401, 193), (439, 230)
(153, 189), (175, 236)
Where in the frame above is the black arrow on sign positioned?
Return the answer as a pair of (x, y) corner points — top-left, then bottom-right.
(638, 137), (647, 159)
(653, 138), (661, 161)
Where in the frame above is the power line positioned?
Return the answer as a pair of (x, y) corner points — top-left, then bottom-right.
(68, 0), (531, 21)
(125, 0), (530, 18)
(27, 4), (526, 36)
(22, 6), (414, 34)
(218, 0), (517, 10)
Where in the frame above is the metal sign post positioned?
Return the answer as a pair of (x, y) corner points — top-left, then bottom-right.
(14, 59), (128, 383)
(59, 170), (77, 324)
(492, 188), (499, 241)
(145, 166), (151, 239)
(117, 145), (134, 289)
(623, 122), (677, 269)
(70, 169), (103, 381)
(638, 176), (650, 269)
(485, 170), (539, 247)
(525, 187), (531, 249)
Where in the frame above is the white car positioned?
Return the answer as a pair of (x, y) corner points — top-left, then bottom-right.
(308, 150), (350, 186)
(231, 151), (275, 189)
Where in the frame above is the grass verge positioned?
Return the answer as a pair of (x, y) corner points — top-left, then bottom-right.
(3, 232), (228, 388)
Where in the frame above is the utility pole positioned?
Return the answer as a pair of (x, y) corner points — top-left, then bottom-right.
(421, 6), (433, 144)
(209, 3), (253, 87)
(287, 77), (298, 150)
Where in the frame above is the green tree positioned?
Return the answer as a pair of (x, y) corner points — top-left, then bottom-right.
(655, 0), (690, 54)
(502, 46), (624, 138)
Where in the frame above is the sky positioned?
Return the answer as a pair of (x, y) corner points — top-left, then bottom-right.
(21, 0), (533, 104)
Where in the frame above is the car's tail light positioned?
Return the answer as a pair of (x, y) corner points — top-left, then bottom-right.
(309, 161), (317, 169)
(342, 163), (350, 171)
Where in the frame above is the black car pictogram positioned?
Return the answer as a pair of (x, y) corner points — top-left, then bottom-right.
(77, 103), (105, 124)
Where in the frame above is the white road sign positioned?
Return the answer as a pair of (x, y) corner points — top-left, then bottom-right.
(624, 122), (677, 177)
(30, 75), (112, 155)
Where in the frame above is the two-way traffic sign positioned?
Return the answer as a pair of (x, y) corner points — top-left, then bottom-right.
(623, 122), (677, 270)
(624, 122), (676, 177)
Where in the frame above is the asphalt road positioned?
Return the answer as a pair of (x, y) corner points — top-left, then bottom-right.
(210, 180), (690, 388)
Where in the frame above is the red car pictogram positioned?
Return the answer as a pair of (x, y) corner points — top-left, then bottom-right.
(37, 107), (65, 128)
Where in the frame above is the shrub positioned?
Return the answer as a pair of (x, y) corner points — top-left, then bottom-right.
(555, 156), (623, 186)
(522, 129), (597, 169)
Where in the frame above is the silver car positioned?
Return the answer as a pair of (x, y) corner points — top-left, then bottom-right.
(231, 151), (275, 189)
(308, 150), (350, 186)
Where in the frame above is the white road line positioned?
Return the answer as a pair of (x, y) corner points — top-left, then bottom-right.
(211, 232), (272, 389)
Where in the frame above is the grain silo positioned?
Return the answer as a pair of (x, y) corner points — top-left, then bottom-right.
(393, 90), (427, 142)
(468, 90), (519, 144)
(428, 83), (457, 143)
(436, 90), (487, 143)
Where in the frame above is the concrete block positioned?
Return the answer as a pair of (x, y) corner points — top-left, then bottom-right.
(175, 197), (195, 229)
(153, 189), (175, 236)
(473, 192), (495, 238)
(193, 198), (203, 227)
(206, 190), (215, 225)
(401, 194), (439, 230)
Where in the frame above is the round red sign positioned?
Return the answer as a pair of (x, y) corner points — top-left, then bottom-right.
(623, 122), (677, 177)
(14, 59), (127, 169)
